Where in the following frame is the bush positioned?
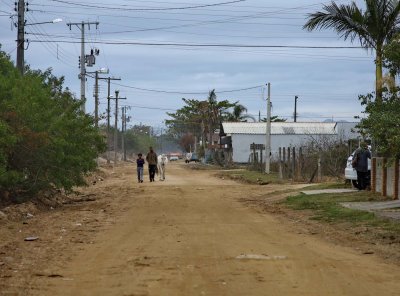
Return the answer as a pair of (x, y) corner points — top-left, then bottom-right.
(0, 50), (105, 199)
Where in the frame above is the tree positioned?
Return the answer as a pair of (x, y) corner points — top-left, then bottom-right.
(304, 0), (400, 102)
(124, 124), (157, 154)
(179, 133), (195, 152)
(165, 91), (236, 152)
(260, 115), (287, 122)
(0, 49), (105, 198)
(226, 104), (255, 122)
(357, 89), (400, 158)
(383, 32), (400, 77)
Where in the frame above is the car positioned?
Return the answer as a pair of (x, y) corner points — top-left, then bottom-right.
(190, 153), (200, 162)
(185, 152), (200, 163)
(169, 156), (179, 161)
(345, 148), (371, 188)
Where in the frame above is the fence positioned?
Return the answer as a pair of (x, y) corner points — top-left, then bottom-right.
(276, 144), (348, 182)
(248, 143), (348, 182)
(371, 157), (399, 200)
(277, 146), (320, 182)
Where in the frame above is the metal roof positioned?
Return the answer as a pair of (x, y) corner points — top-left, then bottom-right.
(222, 122), (337, 135)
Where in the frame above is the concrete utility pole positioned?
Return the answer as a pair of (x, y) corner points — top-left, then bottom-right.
(121, 106), (125, 161)
(67, 21), (99, 113)
(16, 0), (26, 75)
(111, 91), (126, 165)
(87, 68), (109, 128)
(94, 71), (99, 126)
(294, 95), (299, 122)
(97, 77), (121, 164)
(265, 83), (271, 174)
(15, 0), (62, 75)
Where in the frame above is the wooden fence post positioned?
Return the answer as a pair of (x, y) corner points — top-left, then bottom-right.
(283, 147), (286, 179)
(371, 157), (377, 193)
(394, 158), (399, 200)
(292, 147), (296, 182)
(279, 147), (283, 179)
(382, 157), (387, 197)
(287, 147), (291, 179)
(298, 147), (303, 181)
(317, 152), (322, 183)
(252, 142), (256, 165)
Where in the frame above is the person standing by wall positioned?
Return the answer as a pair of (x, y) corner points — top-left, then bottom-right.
(353, 142), (371, 190)
(146, 147), (158, 182)
(136, 153), (145, 183)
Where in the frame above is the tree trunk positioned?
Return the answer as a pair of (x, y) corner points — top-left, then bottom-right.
(376, 45), (383, 103)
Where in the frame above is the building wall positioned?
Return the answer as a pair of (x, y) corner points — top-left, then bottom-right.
(372, 157), (399, 199)
(335, 122), (359, 141)
(231, 134), (336, 163)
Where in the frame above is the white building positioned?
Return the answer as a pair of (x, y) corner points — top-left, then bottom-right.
(221, 122), (359, 163)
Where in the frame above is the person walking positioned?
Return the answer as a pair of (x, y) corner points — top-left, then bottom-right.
(353, 142), (371, 190)
(146, 147), (158, 182)
(136, 153), (145, 183)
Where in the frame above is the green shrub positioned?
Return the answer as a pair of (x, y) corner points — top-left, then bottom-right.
(0, 49), (105, 199)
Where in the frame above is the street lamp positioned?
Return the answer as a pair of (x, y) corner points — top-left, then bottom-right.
(16, 14), (63, 74)
(25, 18), (63, 26)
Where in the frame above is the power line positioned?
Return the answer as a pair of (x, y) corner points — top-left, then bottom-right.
(110, 82), (262, 95)
(29, 40), (365, 49)
(48, 0), (247, 11)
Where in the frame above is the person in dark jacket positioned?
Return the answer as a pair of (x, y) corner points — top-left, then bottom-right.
(136, 153), (145, 183)
(354, 142), (371, 190)
(146, 147), (158, 182)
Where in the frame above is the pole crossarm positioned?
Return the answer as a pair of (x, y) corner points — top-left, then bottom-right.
(66, 21), (99, 30)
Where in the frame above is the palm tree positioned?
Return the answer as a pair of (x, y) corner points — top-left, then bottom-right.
(228, 104), (256, 122)
(303, 0), (400, 102)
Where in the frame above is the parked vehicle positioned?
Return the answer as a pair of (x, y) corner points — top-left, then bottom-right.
(185, 152), (200, 163)
(345, 148), (371, 188)
(169, 156), (179, 161)
(190, 153), (200, 162)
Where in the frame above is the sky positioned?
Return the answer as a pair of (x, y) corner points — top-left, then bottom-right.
(0, 0), (375, 132)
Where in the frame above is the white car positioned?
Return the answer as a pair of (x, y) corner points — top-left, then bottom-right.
(169, 156), (179, 161)
(344, 149), (371, 187)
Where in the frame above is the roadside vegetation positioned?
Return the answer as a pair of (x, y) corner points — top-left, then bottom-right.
(215, 169), (283, 185)
(284, 191), (400, 233)
(0, 49), (105, 202)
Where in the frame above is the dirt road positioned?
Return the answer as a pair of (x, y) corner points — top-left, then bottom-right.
(4, 162), (400, 295)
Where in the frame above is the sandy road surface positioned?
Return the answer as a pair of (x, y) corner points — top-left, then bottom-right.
(19, 163), (400, 295)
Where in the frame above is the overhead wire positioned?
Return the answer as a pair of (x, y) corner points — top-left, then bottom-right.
(48, 0), (247, 11)
(29, 40), (365, 49)
(25, 13), (77, 68)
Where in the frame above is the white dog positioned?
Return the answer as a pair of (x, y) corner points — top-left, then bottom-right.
(157, 154), (168, 181)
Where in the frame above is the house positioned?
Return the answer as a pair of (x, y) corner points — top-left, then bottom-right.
(221, 122), (359, 163)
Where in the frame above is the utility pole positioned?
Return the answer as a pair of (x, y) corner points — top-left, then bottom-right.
(87, 68), (109, 128)
(94, 71), (99, 127)
(294, 95), (299, 122)
(121, 106), (125, 162)
(67, 21), (99, 113)
(98, 77), (121, 164)
(16, 0), (26, 74)
(265, 83), (271, 174)
(124, 108), (131, 161)
(110, 90), (126, 165)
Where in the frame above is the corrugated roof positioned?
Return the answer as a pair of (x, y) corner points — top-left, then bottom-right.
(222, 122), (337, 135)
